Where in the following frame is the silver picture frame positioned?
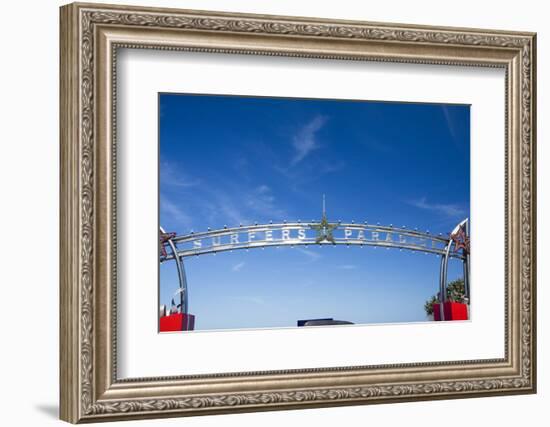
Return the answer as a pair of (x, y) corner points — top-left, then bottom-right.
(60, 2), (536, 423)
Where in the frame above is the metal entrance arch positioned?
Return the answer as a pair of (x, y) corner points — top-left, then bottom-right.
(160, 213), (470, 322)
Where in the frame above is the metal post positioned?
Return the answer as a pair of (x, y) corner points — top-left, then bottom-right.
(463, 219), (470, 302)
(439, 255), (446, 321)
(439, 240), (453, 321)
(160, 227), (189, 330)
(174, 257), (188, 314)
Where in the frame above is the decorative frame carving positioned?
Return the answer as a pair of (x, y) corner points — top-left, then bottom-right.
(60, 2), (536, 423)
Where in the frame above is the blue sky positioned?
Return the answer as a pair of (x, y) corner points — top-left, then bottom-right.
(159, 93), (470, 331)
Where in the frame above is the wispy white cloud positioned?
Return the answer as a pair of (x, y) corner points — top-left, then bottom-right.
(442, 105), (457, 142)
(337, 264), (357, 270)
(188, 183), (288, 228)
(319, 160), (346, 174)
(159, 165), (288, 229)
(244, 185), (287, 221)
(231, 262), (245, 272)
(441, 105), (469, 154)
(199, 189), (261, 228)
(160, 195), (193, 227)
(359, 137), (395, 154)
(256, 184), (270, 194)
(231, 295), (265, 305)
(295, 248), (322, 262)
(160, 161), (201, 188)
(291, 116), (327, 165)
(215, 193), (252, 226)
(408, 197), (465, 218)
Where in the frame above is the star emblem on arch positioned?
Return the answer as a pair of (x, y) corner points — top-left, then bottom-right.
(310, 194), (338, 244)
(450, 224), (470, 254)
(310, 215), (338, 244)
(159, 231), (177, 257)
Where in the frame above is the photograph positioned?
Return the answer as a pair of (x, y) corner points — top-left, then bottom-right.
(158, 94), (471, 332)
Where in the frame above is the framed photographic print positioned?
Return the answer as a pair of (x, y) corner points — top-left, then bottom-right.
(60, 2), (537, 423)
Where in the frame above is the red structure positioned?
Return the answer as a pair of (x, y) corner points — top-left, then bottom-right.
(159, 313), (195, 332)
(433, 302), (469, 321)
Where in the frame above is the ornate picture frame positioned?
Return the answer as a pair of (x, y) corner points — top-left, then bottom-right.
(60, 2), (536, 423)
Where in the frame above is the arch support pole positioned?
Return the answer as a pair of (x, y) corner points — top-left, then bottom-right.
(439, 255), (446, 321)
(161, 227), (189, 329)
(174, 256), (188, 315)
(439, 240), (453, 321)
(463, 220), (471, 302)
